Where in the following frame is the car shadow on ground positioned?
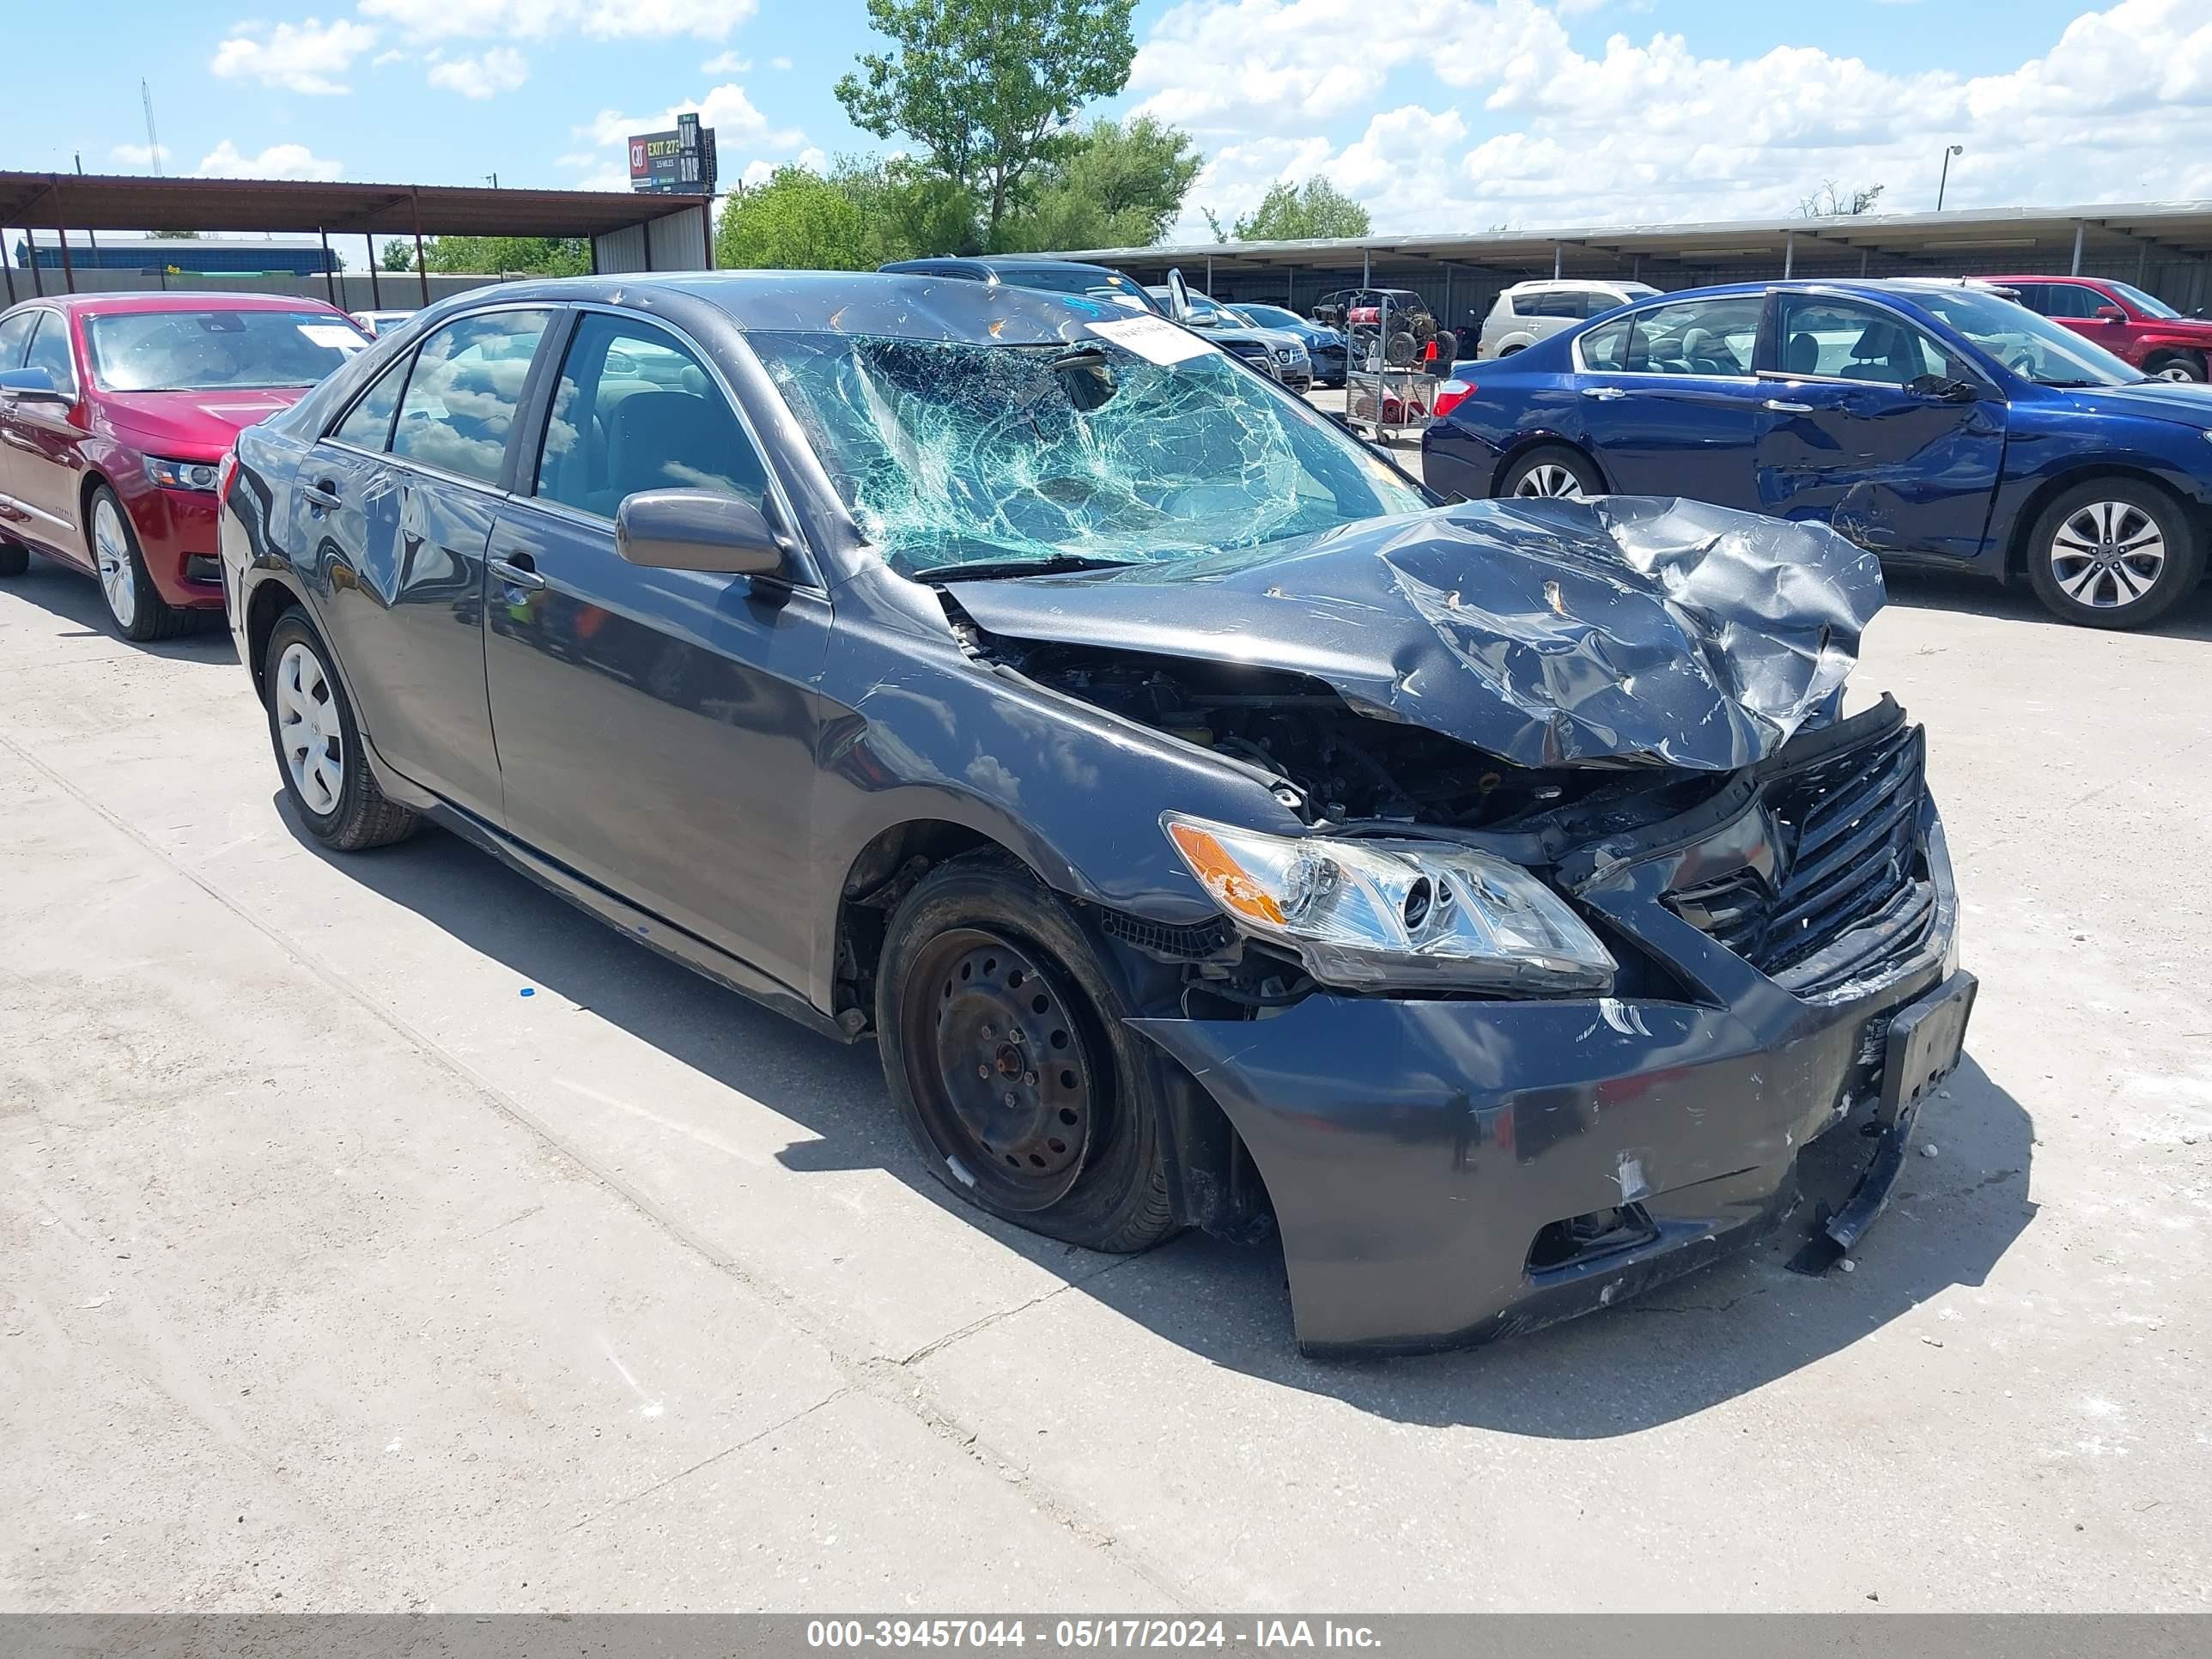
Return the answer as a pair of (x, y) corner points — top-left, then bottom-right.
(286, 799), (2039, 1438)
(1881, 565), (2212, 641)
(3, 553), (239, 664)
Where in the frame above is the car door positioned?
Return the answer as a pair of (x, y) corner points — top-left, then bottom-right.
(481, 306), (830, 996)
(1, 310), (91, 561)
(1753, 293), (2006, 562)
(301, 305), (555, 819)
(0, 308), (42, 538)
(1567, 293), (1768, 506)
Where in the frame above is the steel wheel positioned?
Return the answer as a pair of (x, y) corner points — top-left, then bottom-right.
(274, 641), (344, 816)
(899, 928), (1098, 1212)
(93, 495), (138, 629)
(2048, 500), (2166, 610)
(1514, 462), (1584, 499)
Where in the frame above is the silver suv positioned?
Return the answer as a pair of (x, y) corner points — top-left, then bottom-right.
(1477, 280), (1661, 359)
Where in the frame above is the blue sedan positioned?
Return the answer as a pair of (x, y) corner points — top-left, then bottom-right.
(1423, 278), (2212, 628)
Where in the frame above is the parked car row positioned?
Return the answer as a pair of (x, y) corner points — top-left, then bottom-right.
(1424, 276), (2212, 629)
(202, 268), (1974, 1352)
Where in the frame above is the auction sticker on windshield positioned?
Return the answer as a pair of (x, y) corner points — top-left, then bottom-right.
(297, 323), (368, 350)
(1089, 314), (1217, 366)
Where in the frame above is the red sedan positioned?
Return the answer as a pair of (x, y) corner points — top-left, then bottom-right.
(0, 292), (368, 640)
(1987, 274), (2212, 383)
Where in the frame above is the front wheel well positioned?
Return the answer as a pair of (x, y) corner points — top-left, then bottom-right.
(2002, 465), (2197, 580)
(1490, 434), (1607, 498)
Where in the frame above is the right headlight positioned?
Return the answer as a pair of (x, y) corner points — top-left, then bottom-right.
(1163, 813), (1615, 995)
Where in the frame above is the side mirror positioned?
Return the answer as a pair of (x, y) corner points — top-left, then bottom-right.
(1906, 373), (1980, 404)
(2093, 305), (2127, 322)
(0, 367), (70, 404)
(1165, 268), (1192, 324)
(615, 489), (789, 578)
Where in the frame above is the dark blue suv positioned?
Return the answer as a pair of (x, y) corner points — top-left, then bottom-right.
(1425, 277), (2212, 628)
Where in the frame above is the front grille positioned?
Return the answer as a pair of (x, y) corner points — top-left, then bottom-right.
(1669, 720), (1935, 997)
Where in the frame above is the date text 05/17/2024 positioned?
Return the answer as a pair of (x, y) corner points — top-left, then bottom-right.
(805, 1621), (1383, 1650)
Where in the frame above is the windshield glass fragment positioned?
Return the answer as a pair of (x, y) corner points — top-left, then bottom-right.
(750, 330), (1427, 578)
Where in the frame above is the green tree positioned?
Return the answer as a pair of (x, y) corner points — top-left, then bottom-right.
(836, 0), (1138, 246)
(423, 235), (590, 276)
(1229, 178), (1370, 241)
(716, 167), (875, 270)
(380, 238), (416, 271)
(1000, 117), (1200, 252)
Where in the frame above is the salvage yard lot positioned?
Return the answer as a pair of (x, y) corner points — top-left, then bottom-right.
(3, 525), (2209, 1610)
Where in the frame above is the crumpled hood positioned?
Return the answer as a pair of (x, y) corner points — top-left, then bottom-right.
(952, 496), (1886, 771)
(100, 386), (310, 453)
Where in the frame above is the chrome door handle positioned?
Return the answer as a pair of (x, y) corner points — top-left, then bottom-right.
(301, 480), (342, 511)
(1580, 386), (1626, 400)
(1764, 398), (1814, 413)
(489, 556), (545, 591)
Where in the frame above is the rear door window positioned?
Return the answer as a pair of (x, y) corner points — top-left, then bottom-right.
(1579, 295), (1763, 376)
(390, 308), (552, 485)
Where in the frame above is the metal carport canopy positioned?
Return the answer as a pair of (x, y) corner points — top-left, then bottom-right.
(1054, 199), (2212, 278)
(0, 171), (702, 240)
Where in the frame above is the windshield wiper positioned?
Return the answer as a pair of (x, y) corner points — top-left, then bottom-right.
(910, 553), (1139, 583)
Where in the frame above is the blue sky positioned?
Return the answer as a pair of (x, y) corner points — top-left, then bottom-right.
(0, 1), (2200, 244)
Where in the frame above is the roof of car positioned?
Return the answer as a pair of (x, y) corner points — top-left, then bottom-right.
(1504, 278), (1652, 291)
(878, 256), (1133, 279)
(433, 269), (1144, 347)
(5, 289), (353, 317)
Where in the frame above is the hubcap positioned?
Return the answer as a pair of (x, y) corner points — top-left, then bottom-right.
(274, 641), (344, 815)
(2156, 363), (2197, 382)
(93, 498), (137, 627)
(1514, 463), (1583, 499)
(904, 930), (1097, 1211)
(2049, 501), (2166, 610)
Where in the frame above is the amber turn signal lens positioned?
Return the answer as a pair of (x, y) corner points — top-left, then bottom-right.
(1164, 820), (1287, 927)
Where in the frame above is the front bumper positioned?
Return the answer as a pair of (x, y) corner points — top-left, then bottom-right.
(1131, 738), (1965, 1353)
(122, 478), (225, 610)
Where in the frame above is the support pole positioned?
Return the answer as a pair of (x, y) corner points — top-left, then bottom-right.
(2070, 222), (2084, 276)
(56, 223), (76, 294)
(1362, 246), (1370, 285)
(1784, 229), (1795, 279)
(319, 227), (337, 304)
(1442, 263), (1452, 333)
(367, 233), (381, 308)
(701, 200), (714, 270)
(27, 228), (43, 297)
(1205, 254), (1212, 294)
(411, 190), (430, 307)
(1861, 247), (1871, 276)
(2137, 239), (2148, 284)
(1553, 243), (1562, 279)
(3, 239), (15, 305)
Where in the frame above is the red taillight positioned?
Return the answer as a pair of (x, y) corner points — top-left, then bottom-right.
(216, 449), (240, 511)
(1432, 379), (1473, 420)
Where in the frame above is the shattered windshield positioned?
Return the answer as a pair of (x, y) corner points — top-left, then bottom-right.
(749, 330), (1426, 578)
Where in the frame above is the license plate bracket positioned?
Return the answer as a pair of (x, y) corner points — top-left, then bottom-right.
(1878, 969), (1978, 1129)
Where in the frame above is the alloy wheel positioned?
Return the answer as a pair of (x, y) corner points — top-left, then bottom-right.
(93, 497), (137, 629)
(2154, 362), (2199, 382)
(274, 641), (345, 815)
(902, 928), (1097, 1212)
(1514, 463), (1584, 499)
(2049, 500), (2166, 610)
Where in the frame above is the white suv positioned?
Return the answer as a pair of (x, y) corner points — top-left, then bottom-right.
(1477, 281), (1661, 360)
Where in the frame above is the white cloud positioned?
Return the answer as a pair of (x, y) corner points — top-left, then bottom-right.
(428, 46), (530, 97)
(109, 142), (170, 170)
(770, 55), (792, 70)
(702, 50), (750, 73)
(192, 140), (345, 181)
(359, 0), (756, 40)
(1141, 0), (2212, 239)
(210, 18), (379, 94)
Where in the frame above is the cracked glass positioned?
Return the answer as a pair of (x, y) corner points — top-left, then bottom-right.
(748, 331), (1427, 577)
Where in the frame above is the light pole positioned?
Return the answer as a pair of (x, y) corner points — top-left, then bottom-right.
(1936, 144), (1963, 211)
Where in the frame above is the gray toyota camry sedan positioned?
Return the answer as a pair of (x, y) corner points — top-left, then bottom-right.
(218, 271), (1975, 1353)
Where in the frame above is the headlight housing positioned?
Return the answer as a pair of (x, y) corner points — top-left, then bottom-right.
(1163, 813), (1615, 995)
(146, 455), (221, 492)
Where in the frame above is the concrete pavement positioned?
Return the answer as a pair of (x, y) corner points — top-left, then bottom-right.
(2, 547), (2208, 1611)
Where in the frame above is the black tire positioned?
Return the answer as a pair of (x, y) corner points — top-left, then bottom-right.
(2024, 478), (2204, 630)
(1385, 330), (1419, 366)
(2145, 351), (2207, 383)
(1498, 443), (1603, 501)
(0, 538), (27, 578)
(262, 607), (420, 851)
(87, 484), (194, 642)
(876, 852), (1177, 1254)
